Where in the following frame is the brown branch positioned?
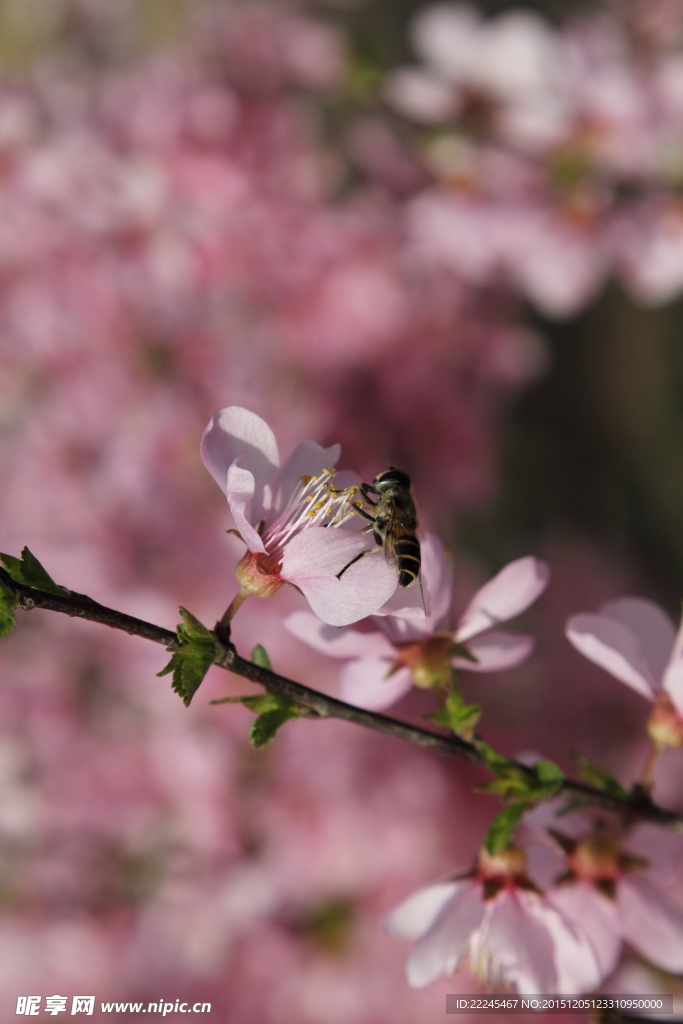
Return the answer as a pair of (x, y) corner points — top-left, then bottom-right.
(3, 567), (683, 833)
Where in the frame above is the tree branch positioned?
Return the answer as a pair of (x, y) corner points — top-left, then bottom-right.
(3, 567), (682, 833)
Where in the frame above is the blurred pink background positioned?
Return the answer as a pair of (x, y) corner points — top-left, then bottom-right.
(1, 0), (683, 1018)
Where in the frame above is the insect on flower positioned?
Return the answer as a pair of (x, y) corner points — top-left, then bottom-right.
(335, 467), (422, 589)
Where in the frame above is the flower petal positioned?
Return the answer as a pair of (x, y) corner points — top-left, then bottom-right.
(565, 614), (657, 701)
(411, 4), (479, 80)
(405, 881), (486, 988)
(473, 891), (557, 995)
(663, 656), (683, 715)
(601, 598), (676, 686)
(375, 579), (429, 620)
(226, 458), (266, 555)
(280, 527), (398, 627)
(453, 631), (534, 673)
(268, 439), (342, 521)
(384, 881), (460, 940)
(283, 611), (395, 660)
(549, 881), (621, 981)
(421, 532), (452, 628)
(201, 407), (279, 524)
(619, 876), (683, 974)
(528, 893), (604, 994)
(339, 658), (413, 711)
(456, 557), (550, 642)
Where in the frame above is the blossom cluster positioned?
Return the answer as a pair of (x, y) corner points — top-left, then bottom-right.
(385, 0), (683, 314)
(200, 405), (683, 996)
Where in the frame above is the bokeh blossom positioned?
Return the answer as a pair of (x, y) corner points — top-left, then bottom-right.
(285, 534), (549, 709)
(201, 406), (399, 626)
(384, 1), (683, 315)
(566, 597), (683, 749)
(385, 843), (601, 992)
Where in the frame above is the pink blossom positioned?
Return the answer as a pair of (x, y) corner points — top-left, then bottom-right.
(385, 844), (601, 992)
(284, 534), (549, 709)
(540, 821), (683, 978)
(566, 597), (683, 747)
(201, 406), (399, 626)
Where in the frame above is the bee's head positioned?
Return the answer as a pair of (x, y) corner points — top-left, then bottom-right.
(373, 467), (411, 491)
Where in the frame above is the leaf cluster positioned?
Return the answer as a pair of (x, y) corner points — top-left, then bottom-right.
(0, 547), (71, 638)
(476, 743), (565, 854)
(157, 607), (219, 707)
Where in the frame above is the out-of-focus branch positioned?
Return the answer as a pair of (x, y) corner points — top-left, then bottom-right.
(3, 567), (683, 833)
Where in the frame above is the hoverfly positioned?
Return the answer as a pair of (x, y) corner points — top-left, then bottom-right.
(336, 467), (421, 587)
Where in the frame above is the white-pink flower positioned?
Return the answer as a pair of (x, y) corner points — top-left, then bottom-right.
(201, 406), (399, 626)
(540, 821), (683, 979)
(285, 533), (549, 709)
(385, 844), (601, 992)
(385, 3), (572, 152)
(566, 597), (683, 747)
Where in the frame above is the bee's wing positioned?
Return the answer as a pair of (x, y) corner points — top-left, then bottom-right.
(384, 515), (415, 564)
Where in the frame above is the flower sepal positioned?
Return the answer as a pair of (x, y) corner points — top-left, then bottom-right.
(234, 549), (285, 599)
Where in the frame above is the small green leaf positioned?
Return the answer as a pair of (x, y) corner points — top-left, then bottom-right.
(572, 753), (630, 799)
(0, 576), (16, 638)
(210, 686), (302, 747)
(157, 607), (218, 707)
(531, 759), (565, 799)
(0, 547), (70, 596)
(251, 644), (272, 671)
(424, 692), (481, 739)
(475, 740), (518, 776)
(250, 703), (300, 748)
(476, 749), (565, 805)
(484, 803), (527, 855)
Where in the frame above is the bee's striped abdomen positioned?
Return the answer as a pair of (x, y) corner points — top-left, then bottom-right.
(396, 535), (421, 587)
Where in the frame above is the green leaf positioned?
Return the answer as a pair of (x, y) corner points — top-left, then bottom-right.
(250, 702), (300, 748)
(0, 547), (71, 596)
(475, 740), (518, 776)
(157, 607), (218, 707)
(424, 692), (481, 739)
(484, 803), (527, 855)
(476, 749), (565, 805)
(572, 753), (630, 799)
(251, 644), (272, 671)
(532, 759), (565, 799)
(210, 686), (302, 747)
(0, 576), (16, 638)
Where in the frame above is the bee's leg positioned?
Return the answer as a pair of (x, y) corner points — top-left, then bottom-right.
(336, 543), (381, 580)
(359, 483), (379, 503)
(350, 502), (377, 523)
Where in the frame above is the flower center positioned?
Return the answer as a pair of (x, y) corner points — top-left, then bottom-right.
(394, 635), (457, 689)
(554, 823), (648, 899)
(260, 469), (361, 564)
(475, 844), (539, 900)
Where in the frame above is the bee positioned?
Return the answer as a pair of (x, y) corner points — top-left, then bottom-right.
(336, 467), (421, 587)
